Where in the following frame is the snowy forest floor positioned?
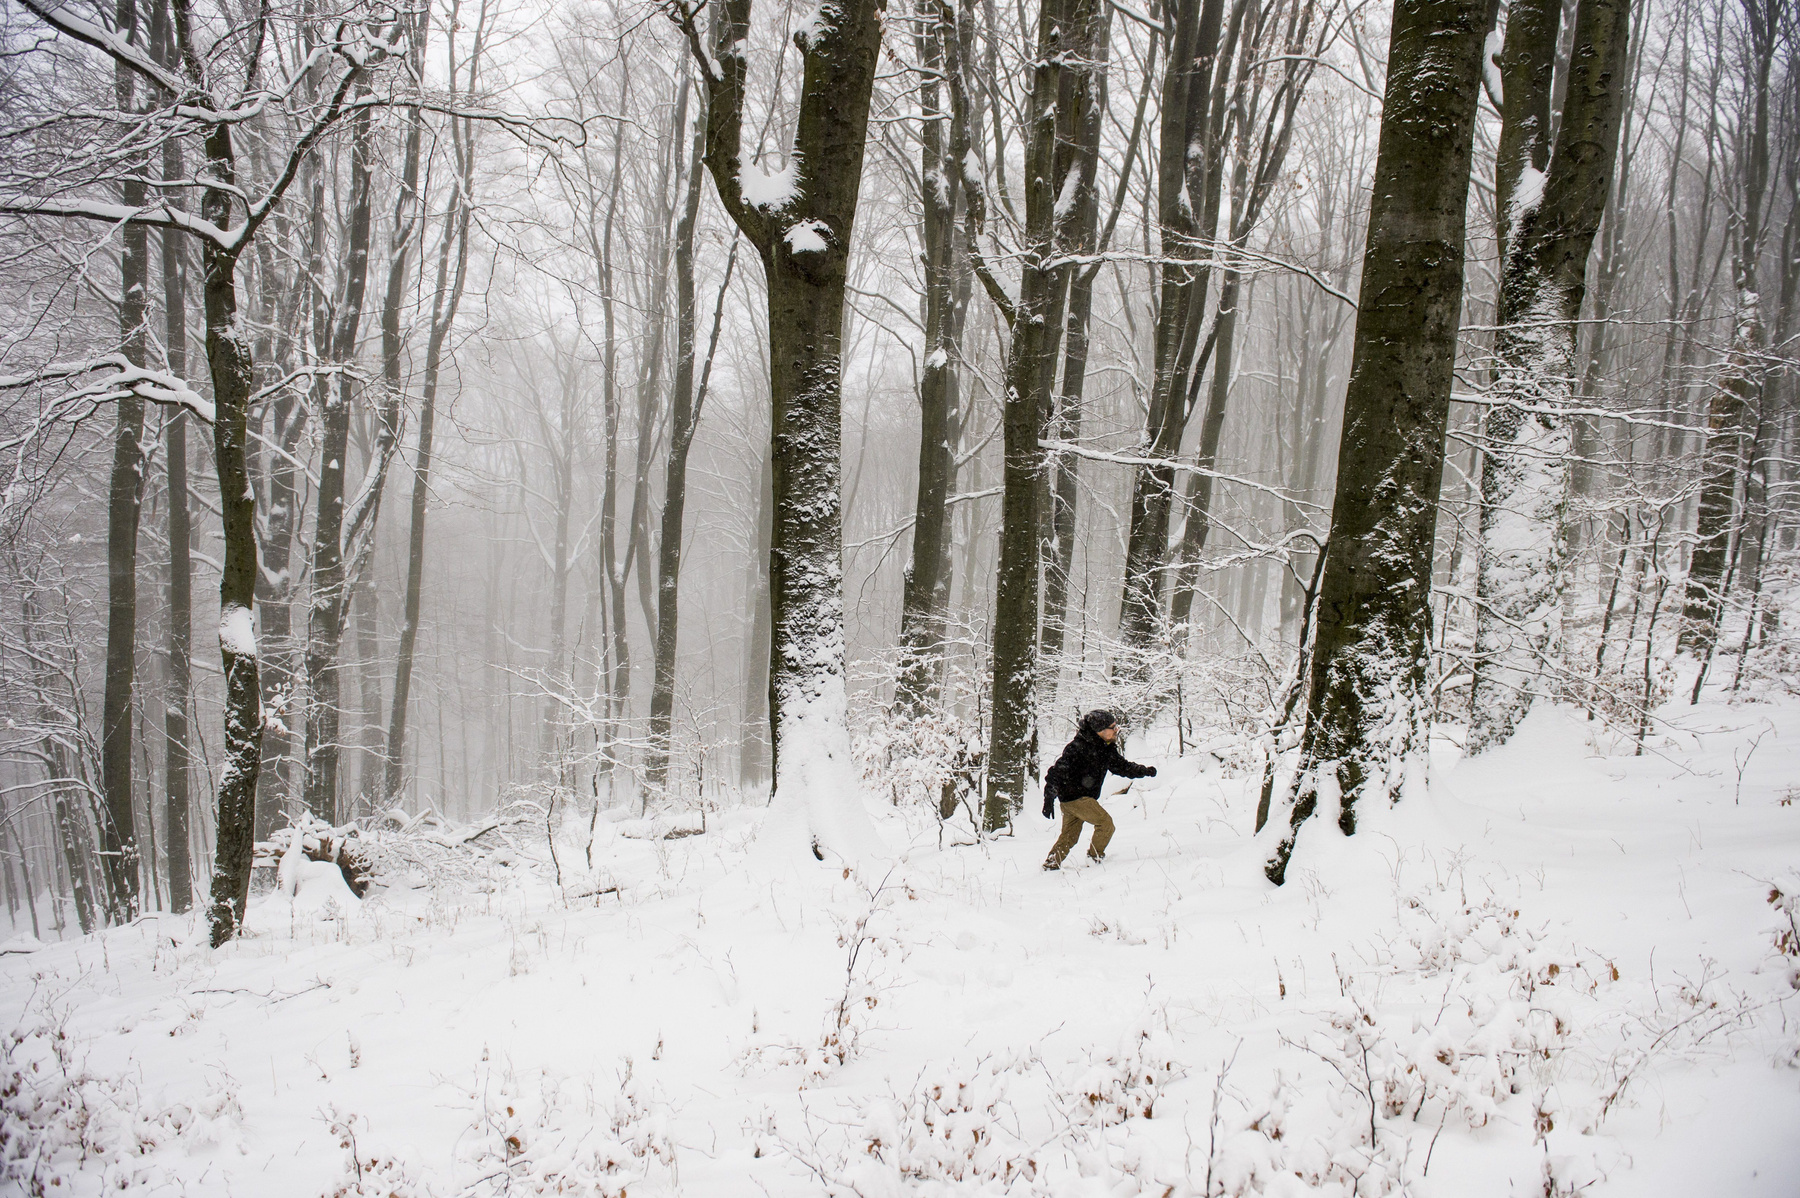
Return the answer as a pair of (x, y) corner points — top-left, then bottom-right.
(4, 684), (1798, 1196)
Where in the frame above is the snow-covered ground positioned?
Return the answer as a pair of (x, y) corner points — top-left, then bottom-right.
(4, 688), (1797, 1196)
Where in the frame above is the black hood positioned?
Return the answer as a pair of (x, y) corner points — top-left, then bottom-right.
(1081, 709), (1117, 735)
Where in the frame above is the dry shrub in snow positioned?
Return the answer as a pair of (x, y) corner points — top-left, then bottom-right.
(849, 660), (985, 825)
(457, 1061), (672, 1197)
(779, 1016), (1183, 1195)
(1212, 885), (1585, 1196)
(1768, 870), (1800, 967)
(1, 1010), (242, 1195)
(322, 1060), (674, 1198)
(837, 1051), (1046, 1190)
(1068, 1018), (1183, 1126)
(326, 1107), (427, 1198)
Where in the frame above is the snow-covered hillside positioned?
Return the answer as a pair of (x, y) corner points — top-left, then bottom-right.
(4, 690), (1797, 1196)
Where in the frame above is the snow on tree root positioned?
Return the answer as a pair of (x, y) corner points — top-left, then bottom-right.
(756, 662), (888, 869)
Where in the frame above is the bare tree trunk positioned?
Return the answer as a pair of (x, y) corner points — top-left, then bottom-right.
(628, 81), (684, 664)
(1492, 0), (1558, 263)
(1040, 260), (1097, 674)
(1681, 0), (1779, 656)
(594, 121), (631, 777)
(1265, 0), (1490, 884)
(199, 134), (266, 948)
(1039, 3), (1115, 689)
(741, 445), (774, 787)
(255, 384), (304, 837)
(676, 0), (887, 856)
(538, 359), (579, 767)
(1166, 268), (1243, 630)
(647, 99), (704, 789)
(383, 172), (472, 803)
(303, 104), (377, 823)
(649, 97), (738, 788)
(256, 153), (324, 839)
(894, 7), (965, 715)
(1468, 0), (1633, 751)
(1118, 0), (1234, 651)
(160, 126), (193, 914)
(99, 0), (150, 920)
(1165, 0), (1331, 634)
(959, 0), (1098, 828)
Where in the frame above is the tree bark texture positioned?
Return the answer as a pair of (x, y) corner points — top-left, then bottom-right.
(303, 105), (376, 823)
(970, 0), (1099, 829)
(1264, 0), (1489, 885)
(894, 6), (966, 715)
(199, 130), (266, 948)
(1468, 0), (1632, 753)
(1492, 0), (1557, 264)
(683, 0), (887, 856)
(100, 0), (150, 920)
(1680, 0), (1780, 656)
(1118, 0), (1234, 651)
(1038, 3), (1111, 691)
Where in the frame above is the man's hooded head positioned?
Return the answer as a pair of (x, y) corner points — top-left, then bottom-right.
(1082, 709), (1118, 735)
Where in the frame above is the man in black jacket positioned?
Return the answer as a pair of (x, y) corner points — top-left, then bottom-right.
(1041, 710), (1156, 870)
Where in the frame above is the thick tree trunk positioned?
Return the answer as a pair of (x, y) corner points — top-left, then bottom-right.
(683, 0), (886, 856)
(1038, 4), (1111, 688)
(1468, 0), (1633, 752)
(200, 131), (266, 948)
(100, 4), (149, 920)
(973, 0), (1099, 829)
(1681, 0), (1777, 655)
(303, 105), (376, 823)
(1118, 0), (1233, 651)
(1265, 0), (1489, 885)
(894, 7), (964, 715)
(1492, 0), (1558, 264)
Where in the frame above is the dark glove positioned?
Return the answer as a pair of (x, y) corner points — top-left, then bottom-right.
(1042, 794), (1055, 819)
(1148, 766), (1158, 777)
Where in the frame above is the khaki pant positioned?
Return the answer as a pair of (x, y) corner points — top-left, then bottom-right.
(1045, 798), (1114, 867)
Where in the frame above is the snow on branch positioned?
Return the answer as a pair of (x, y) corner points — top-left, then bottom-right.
(1049, 243), (1357, 308)
(1041, 439), (1325, 510)
(0, 355), (214, 422)
(14, 0), (183, 94)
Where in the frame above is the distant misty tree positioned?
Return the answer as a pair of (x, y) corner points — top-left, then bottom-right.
(1, 0), (405, 943)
